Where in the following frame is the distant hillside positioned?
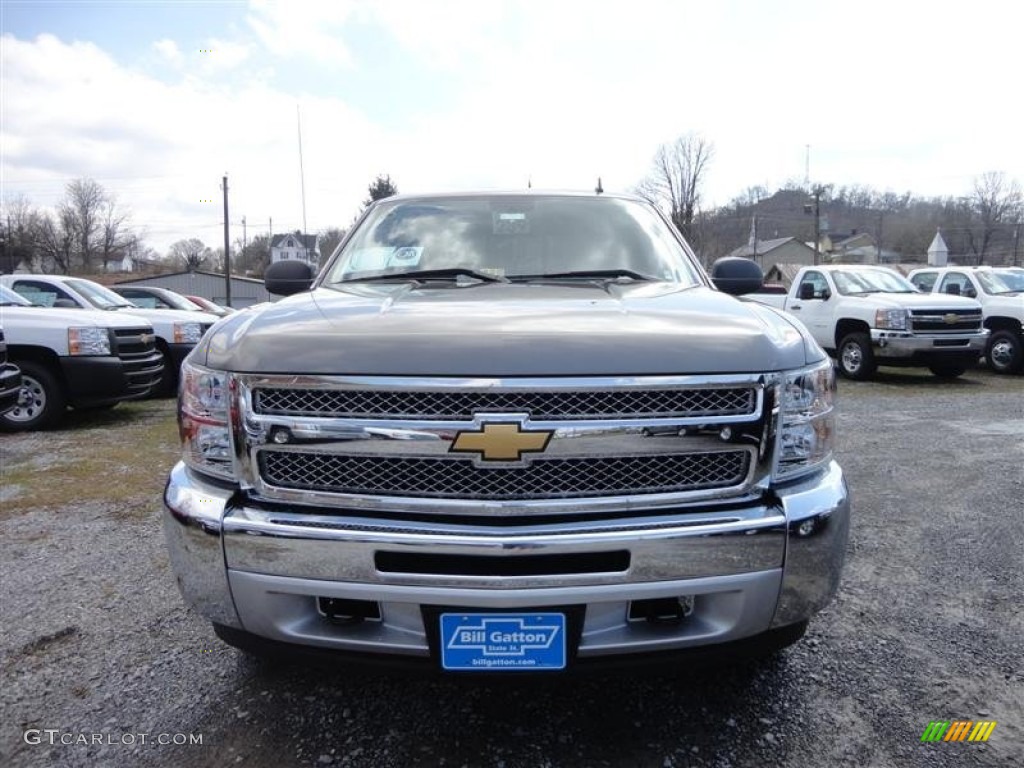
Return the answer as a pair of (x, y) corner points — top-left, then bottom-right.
(694, 182), (1021, 267)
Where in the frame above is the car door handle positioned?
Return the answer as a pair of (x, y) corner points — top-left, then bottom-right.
(790, 305), (801, 310)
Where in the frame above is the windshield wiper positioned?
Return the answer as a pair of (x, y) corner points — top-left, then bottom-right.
(512, 269), (656, 282)
(337, 268), (507, 284)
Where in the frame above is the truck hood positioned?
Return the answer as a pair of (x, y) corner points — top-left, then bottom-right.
(854, 292), (982, 311)
(112, 307), (221, 329)
(199, 282), (816, 376)
(0, 305), (155, 331)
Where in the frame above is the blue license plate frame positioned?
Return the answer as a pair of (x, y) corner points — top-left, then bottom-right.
(439, 612), (567, 671)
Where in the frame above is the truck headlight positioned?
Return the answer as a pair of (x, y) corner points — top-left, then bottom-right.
(874, 308), (908, 330)
(774, 358), (835, 481)
(179, 361), (234, 480)
(68, 327), (111, 356)
(173, 322), (204, 344)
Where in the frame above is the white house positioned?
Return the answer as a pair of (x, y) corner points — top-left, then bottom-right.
(270, 232), (320, 267)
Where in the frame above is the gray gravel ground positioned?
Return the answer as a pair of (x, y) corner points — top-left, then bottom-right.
(1, 369), (1022, 768)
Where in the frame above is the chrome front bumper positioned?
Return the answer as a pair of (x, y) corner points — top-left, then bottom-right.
(870, 328), (987, 358)
(163, 461), (850, 659)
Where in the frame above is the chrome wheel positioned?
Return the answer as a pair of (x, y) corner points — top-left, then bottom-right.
(7, 374), (46, 423)
(841, 344), (862, 374)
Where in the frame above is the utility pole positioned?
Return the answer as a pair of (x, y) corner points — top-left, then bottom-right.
(1013, 223), (1021, 267)
(242, 215), (247, 270)
(222, 174), (232, 307)
(805, 186), (824, 265)
(876, 210), (884, 264)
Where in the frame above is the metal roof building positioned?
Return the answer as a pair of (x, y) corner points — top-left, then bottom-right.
(113, 270), (273, 308)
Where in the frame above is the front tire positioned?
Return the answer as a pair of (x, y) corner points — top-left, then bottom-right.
(0, 361), (66, 432)
(837, 333), (876, 380)
(986, 330), (1023, 374)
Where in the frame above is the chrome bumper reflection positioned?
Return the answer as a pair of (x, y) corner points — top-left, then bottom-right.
(163, 460), (850, 653)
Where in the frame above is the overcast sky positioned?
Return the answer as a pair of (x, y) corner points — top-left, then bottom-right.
(2, 0), (1021, 254)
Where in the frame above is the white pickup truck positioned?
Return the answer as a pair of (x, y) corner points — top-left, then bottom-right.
(749, 265), (988, 380)
(907, 267), (1024, 374)
(0, 274), (220, 394)
(0, 284), (164, 430)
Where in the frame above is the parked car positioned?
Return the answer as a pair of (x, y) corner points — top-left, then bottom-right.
(0, 285), (163, 431)
(0, 275), (220, 394)
(907, 266), (1024, 374)
(165, 191), (849, 671)
(184, 295), (236, 316)
(749, 265), (988, 379)
(109, 285), (205, 312)
(0, 327), (23, 416)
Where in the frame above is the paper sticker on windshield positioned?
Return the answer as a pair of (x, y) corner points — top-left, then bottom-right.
(346, 246), (423, 273)
(493, 211), (530, 235)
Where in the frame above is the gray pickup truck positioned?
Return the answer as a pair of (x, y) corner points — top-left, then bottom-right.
(164, 192), (850, 672)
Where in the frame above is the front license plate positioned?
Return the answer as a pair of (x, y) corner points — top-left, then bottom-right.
(440, 613), (566, 671)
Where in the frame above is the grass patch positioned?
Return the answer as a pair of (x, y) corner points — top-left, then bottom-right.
(0, 399), (180, 519)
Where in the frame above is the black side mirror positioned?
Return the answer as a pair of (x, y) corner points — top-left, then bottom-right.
(798, 283), (815, 301)
(265, 260), (315, 296)
(945, 284), (961, 296)
(710, 257), (764, 296)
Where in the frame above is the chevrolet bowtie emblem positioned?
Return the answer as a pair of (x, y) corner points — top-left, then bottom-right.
(944, 313), (959, 324)
(450, 423), (553, 462)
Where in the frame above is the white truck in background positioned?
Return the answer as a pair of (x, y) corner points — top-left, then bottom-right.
(907, 266), (1024, 374)
(0, 284), (164, 430)
(0, 274), (219, 394)
(749, 265), (988, 380)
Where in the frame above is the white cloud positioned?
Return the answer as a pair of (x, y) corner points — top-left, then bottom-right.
(246, 0), (358, 67)
(152, 38), (182, 66)
(198, 38), (252, 73)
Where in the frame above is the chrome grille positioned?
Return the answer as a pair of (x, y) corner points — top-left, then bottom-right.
(253, 387), (757, 421)
(909, 309), (983, 333)
(258, 449), (751, 500)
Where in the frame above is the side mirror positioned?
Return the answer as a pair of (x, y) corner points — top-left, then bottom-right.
(798, 283), (815, 301)
(944, 284), (961, 296)
(265, 260), (315, 296)
(710, 257), (763, 296)
(53, 298), (79, 308)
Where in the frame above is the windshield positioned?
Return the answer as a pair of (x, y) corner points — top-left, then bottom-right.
(130, 288), (204, 310)
(67, 279), (135, 309)
(993, 270), (1024, 292)
(322, 196), (702, 286)
(832, 269), (918, 295)
(0, 284), (33, 306)
(976, 270), (1020, 294)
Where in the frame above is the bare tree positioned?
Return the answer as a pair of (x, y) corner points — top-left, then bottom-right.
(62, 178), (107, 271)
(1, 195), (44, 272)
(967, 172), (1023, 264)
(317, 227), (347, 266)
(635, 134), (714, 244)
(35, 209), (78, 274)
(98, 196), (133, 271)
(169, 238), (211, 271)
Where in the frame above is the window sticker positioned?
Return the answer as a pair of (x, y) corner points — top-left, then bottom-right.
(493, 211), (530, 235)
(346, 246), (423, 273)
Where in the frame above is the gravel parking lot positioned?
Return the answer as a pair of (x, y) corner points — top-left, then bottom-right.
(1, 369), (1022, 768)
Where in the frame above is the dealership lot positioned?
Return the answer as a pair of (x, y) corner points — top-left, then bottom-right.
(1, 369), (1021, 768)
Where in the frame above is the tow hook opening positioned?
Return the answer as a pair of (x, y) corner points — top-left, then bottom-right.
(628, 596), (695, 625)
(317, 597), (381, 625)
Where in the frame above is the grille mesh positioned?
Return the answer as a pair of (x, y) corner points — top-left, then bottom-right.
(253, 387), (756, 421)
(909, 309), (983, 333)
(259, 450), (751, 500)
